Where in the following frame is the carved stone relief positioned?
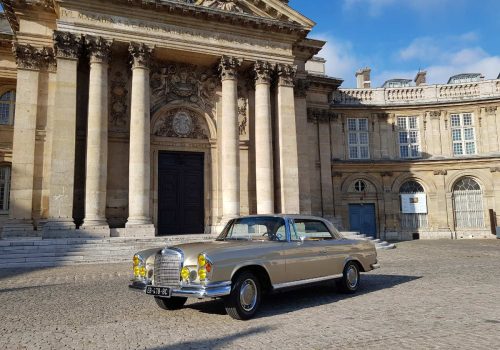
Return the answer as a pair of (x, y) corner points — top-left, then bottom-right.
(109, 71), (129, 132)
(238, 97), (248, 136)
(153, 108), (208, 140)
(150, 62), (218, 117)
(180, 0), (246, 13)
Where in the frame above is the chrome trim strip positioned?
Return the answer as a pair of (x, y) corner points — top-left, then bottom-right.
(371, 263), (381, 269)
(145, 281), (232, 299)
(273, 274), (343, 290)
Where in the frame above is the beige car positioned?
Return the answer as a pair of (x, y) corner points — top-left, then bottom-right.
(130, 215), (379, 320)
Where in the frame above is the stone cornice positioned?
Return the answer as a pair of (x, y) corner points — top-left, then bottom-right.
(308, 74), (343, 91)
(86, 36), (112, 64)
(1, 0), (56, 32)
(53, 30), (82, 60)
(219, 56), (242, 81)
(276, 63), (296, 87)
(253, 61), (273, 85)
(108, 0), (308, 36)
(129, 42), (153, 69)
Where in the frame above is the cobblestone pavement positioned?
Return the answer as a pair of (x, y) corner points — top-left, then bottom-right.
(1, 240), (499, 350)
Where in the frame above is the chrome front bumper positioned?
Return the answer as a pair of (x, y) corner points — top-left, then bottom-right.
(129, 280), (232, 299)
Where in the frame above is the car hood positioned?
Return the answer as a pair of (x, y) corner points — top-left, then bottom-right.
(168, 240), (279, 266)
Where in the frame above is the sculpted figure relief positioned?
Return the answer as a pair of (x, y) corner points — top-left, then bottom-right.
(180, 0), (246, 13)
(153, 109), (208, 140)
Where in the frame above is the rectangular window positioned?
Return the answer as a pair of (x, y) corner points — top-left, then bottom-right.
(346, 118), (370, 159)
(0, 167), (10, 212)
(451, 113), (477, 156)
(397, 116), (421, 159)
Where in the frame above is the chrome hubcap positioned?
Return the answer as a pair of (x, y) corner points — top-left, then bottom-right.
(346, 265), (358, 289)
(239, 279), (257, 312)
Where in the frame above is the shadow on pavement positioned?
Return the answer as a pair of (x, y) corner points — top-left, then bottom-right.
(146, 326), (271, 350)
(186, 274), (421, 319)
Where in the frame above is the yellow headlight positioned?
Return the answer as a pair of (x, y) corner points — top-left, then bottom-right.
(139, 266), (147, 277)
(134, 266), (140, 277)
(133, 255), (140, 266)
(198, 268), (207, 281)
(181, 267), (190, 280)
(198, 254), (206, 267)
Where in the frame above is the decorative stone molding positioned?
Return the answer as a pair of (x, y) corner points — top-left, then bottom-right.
(307, 108), (337, 123)
(129, 43), (153, 69)
(238, 97), (248, 135)
(86, 36), (112, 64)
(485, 106), (497, 115)
(429, 111), (441, 119)
(219, 56), (242, 81)
(53, 31), (82, 60)
(150, 62), (218, 116)
(12, 43), (54, 71)
(294, 78), (310, 98)
(276, 64), (296, 87)
(433, 170), (448, 176)
(109, 71), (129, 132)
(152, 108), (207, 139)
(253, 61), (273, 85)
(190, 0), (246, 13)
(381, 172), (393, 177)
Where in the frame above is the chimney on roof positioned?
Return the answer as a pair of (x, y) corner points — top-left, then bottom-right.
(414, 71), (427, 86)
(356, 68), (371, 89)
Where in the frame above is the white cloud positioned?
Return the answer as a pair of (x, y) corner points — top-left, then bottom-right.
(313, 34), (360, 87)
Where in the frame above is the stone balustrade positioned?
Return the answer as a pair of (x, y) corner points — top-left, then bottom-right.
(333, 79), (500, 105)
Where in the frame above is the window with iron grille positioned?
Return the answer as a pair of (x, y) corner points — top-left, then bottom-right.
(397, 116), (420, 159)
(399, 180), (428, 230)
(0, 166), (11, 212)
(451, 113), (476, 156)
(347, 118), (369, 159)
(0, 90), (16, 126)
(452, 177), (484, 228)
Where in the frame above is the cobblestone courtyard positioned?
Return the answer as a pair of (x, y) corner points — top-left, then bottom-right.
(0, 240), (499, 350)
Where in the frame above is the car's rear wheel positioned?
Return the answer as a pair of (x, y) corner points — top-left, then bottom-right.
(154, 296), (187, 310)
(224, 271), (261, 320)
(337, 261), (360, 294)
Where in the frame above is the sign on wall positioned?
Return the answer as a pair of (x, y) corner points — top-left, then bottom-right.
(401, 193), (427, 214)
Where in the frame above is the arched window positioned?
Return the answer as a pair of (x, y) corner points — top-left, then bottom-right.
(452, 177), (484, 228)
(0, 90), (16, 125)
(400, 180), (428, 230)
(0, 166), (11, 212)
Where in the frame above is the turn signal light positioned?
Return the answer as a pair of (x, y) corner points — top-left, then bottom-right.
(133, 255), (140, 266)
(206, 262), (212, 273)
(198, 254), (206, 267)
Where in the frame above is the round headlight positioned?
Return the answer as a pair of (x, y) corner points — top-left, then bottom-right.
(134, 266), (140, 277)
(139, 266), (147, 277)
(198, 268), (207, 281)
(181, 267), (190, 281)
(198, 254), (206, 267)
(133, 255), (140, 266)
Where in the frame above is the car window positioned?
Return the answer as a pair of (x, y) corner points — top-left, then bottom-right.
(220, 217), (287, 242)
(292, 219), (334, 241)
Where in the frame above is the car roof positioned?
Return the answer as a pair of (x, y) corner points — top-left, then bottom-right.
(235, 214), (328, 221)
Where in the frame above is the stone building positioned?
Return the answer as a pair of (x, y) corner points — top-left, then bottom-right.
(0, 0), (340, 238)
(0, 0), (498, 241)
(329, 70), (500, 240)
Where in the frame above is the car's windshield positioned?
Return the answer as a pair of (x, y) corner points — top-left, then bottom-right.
(217, 217), (287, 242)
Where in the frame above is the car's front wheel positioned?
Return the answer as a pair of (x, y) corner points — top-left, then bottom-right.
(154, 296), (187, 310)
(224, 271), (261, 320)
(337, 261), (360, 293)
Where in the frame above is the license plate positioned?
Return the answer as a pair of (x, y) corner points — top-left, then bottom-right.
(145, 286), (171, 297)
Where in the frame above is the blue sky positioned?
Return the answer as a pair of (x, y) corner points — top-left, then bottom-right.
(291, 0), (500, 88)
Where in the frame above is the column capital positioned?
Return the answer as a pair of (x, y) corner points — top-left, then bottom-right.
(294, 78), (310, 98)
(129, 42), (153, 69)
(276, 63), (296, 87)
(12, 43), (54, 71)
(53, 31), (82, 60)
(253, 61), (274, 85)
(219, 56), (242, 81)
(86, 36), (112, 64)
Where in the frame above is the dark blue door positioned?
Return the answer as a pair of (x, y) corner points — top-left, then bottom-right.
(349, 204), (377, 237)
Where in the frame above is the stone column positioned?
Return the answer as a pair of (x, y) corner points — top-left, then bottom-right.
(125, 43), (155, 235)
(253, 61), (274, 214)
(43, 31), (82, 236)
(295, 79), (311, 214)
(219, 56), (242, 220)
(82, 37), (112, 232)
(275, 64), (300, 214)
(2, 44), (47, 237)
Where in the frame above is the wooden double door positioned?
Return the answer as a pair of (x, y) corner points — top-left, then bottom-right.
(158, 152), (204, 235)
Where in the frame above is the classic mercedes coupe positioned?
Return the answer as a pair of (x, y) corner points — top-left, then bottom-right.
(129, 215), (380, 320)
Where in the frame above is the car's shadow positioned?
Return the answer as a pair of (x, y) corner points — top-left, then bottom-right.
(186, 274), (421, 318)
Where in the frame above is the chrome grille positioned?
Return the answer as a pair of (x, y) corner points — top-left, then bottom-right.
(153, 249), (183, 287)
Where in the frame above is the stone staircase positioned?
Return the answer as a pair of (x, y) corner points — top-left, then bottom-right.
(0, 235), (213, 269)
(340, 231), (396, 250)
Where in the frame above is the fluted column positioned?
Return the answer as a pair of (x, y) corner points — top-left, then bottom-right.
(126, 43), (154, 230)
(275, 64), (300, 214)
(2, 44), (49, 237)
(43, 31), (82, 236)
(82, 37), (112, 230)
(219, 56), (242, 220)
(253, 61), (274, 214)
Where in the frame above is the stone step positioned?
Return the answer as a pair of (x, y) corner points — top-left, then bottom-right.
(340, 231), (396, 250)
